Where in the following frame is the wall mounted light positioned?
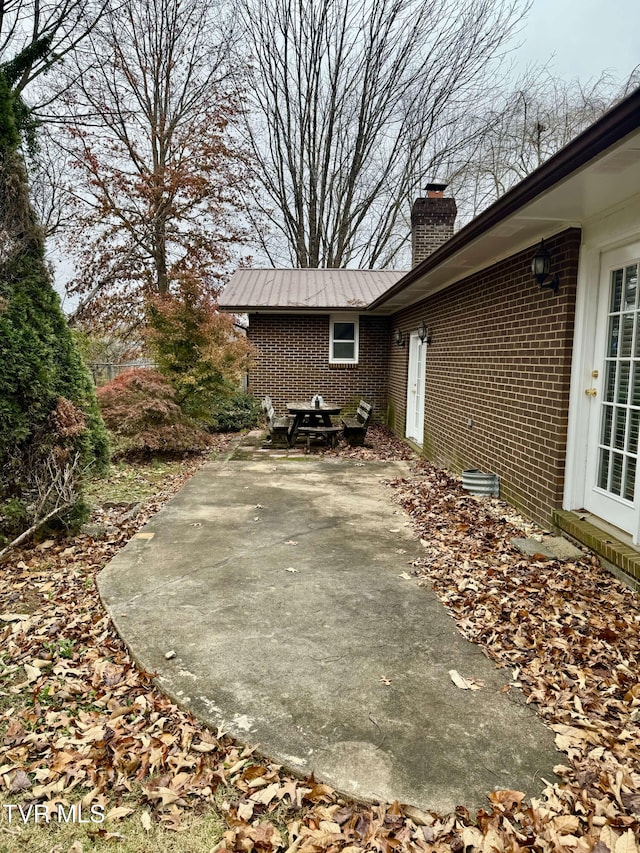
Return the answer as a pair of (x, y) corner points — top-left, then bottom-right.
(531, 240), (559, 293)
(417, 322), (432, 345)
(395, 329), (406, 347)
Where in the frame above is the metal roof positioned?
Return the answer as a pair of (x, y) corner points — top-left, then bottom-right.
(220, 87), (640, 316)
(219, 268), (406, 312)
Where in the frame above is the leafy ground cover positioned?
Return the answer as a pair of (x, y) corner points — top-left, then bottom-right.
(0, 434), (639, 852)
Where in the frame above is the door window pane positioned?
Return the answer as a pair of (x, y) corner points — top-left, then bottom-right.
(621, 314), (634, 357)
(601, 405), (613, 445)
(629, 411), (640, 454)
(611, 268), (623, 312)
(617, 362), (630, 404)
(625, 265), (638, 310)
(614, 408), (627, 450)
(632, 363), (640, 407)
(608, 316), (619, 357)
(625, 457), (637, 502)
(605, 361), (617, 401)
(598, 449), (610, 490)
(611, 452), (624, 495)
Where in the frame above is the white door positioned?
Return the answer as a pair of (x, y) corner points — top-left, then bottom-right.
(584, 245), (640, 539)
(406, 332), (426, 445)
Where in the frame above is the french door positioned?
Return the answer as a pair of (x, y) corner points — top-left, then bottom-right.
(585, 245), (640, 538)
(405, 332), (426, 445)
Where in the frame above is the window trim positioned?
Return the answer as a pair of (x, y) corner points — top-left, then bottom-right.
(329, 313), (359, 364)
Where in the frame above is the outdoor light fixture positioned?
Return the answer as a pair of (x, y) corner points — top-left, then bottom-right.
(417, 322), (431, 344)
(531, 239), (559, 293)
(395, 329), (406, 347)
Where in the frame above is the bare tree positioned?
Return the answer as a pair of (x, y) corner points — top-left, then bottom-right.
(451, 66), (640, 219)
(0, 0), (109, 105)
(239, 0), (530, 269)
(53, 0), (252, 331)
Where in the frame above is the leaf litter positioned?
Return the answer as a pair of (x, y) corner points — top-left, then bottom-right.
(388, 462), (640, 850)
(0, 448), (638, 851)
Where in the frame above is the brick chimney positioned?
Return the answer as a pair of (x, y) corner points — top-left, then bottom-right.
(411, 183), (457, 268)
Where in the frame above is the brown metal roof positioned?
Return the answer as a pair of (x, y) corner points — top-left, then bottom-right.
(221, 87), (640, 316)
(219, 268), (406, 312)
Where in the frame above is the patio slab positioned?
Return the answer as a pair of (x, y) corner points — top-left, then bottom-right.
(98, 456), (560, 814)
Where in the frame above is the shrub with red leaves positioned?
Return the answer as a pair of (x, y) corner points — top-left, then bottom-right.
(97, 369), (212, 458)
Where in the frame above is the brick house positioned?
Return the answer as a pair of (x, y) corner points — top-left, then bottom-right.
(220, 87), (640, 582)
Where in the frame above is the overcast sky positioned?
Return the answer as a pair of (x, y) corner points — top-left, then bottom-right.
(52, 0), (640, 307)
(515, 0), (639, 82)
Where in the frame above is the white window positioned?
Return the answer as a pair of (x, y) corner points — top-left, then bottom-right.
(329, 314), (359, 364)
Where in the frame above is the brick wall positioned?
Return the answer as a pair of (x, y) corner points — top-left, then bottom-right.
(388, 228), (581, 528)
(247, 314), (390, 417)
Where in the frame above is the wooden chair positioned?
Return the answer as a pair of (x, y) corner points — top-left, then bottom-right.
(262, 397), (292, 446)
(341, 400), (372, 446)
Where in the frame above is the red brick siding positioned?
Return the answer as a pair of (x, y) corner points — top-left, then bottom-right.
(247, 314), (390, 417)
(388, 228), (581, 528)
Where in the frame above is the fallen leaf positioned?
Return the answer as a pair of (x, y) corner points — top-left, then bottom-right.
(106, 806), (134, 821)
(615, 830), (639, 853)
(9, 768), (31, 792)
(482, 827), (504, 853)
(489, 789), (525, 811)
(237, 800), (254, 821)
(448, 669), (483, 690)
(23, 664), (40, 683)
(251, 782), (280, 805)
(461, 826), (484, 851)
(192, 742), (217, 753)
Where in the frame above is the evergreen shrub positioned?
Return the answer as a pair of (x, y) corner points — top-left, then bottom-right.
(0, 67), (109, 543)
(208, 392), (262, 432)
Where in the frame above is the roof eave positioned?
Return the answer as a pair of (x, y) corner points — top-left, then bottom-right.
(219, 305), (374, 313)
(369, 86), (640, 310)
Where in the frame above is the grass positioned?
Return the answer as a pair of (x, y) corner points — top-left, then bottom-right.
(0, 803), (227, 852)
(83, 459), (191, 506)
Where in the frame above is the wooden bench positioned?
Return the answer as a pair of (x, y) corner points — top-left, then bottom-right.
(341, 400), (372, 446)
(262, 397), (293, 446)
(296, 424), (342, 452)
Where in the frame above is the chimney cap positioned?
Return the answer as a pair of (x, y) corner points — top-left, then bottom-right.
(425, 182), (448, 197)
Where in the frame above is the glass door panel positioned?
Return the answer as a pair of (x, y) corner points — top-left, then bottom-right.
(596, 263), (640, 504)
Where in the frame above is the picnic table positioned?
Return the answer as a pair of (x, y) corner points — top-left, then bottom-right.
(286, 400), (342, 449)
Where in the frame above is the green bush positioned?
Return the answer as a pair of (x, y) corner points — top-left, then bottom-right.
(208, 392), (262, 432)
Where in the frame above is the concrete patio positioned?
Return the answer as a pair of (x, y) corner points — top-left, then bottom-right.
(98, 452), (560, 814)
